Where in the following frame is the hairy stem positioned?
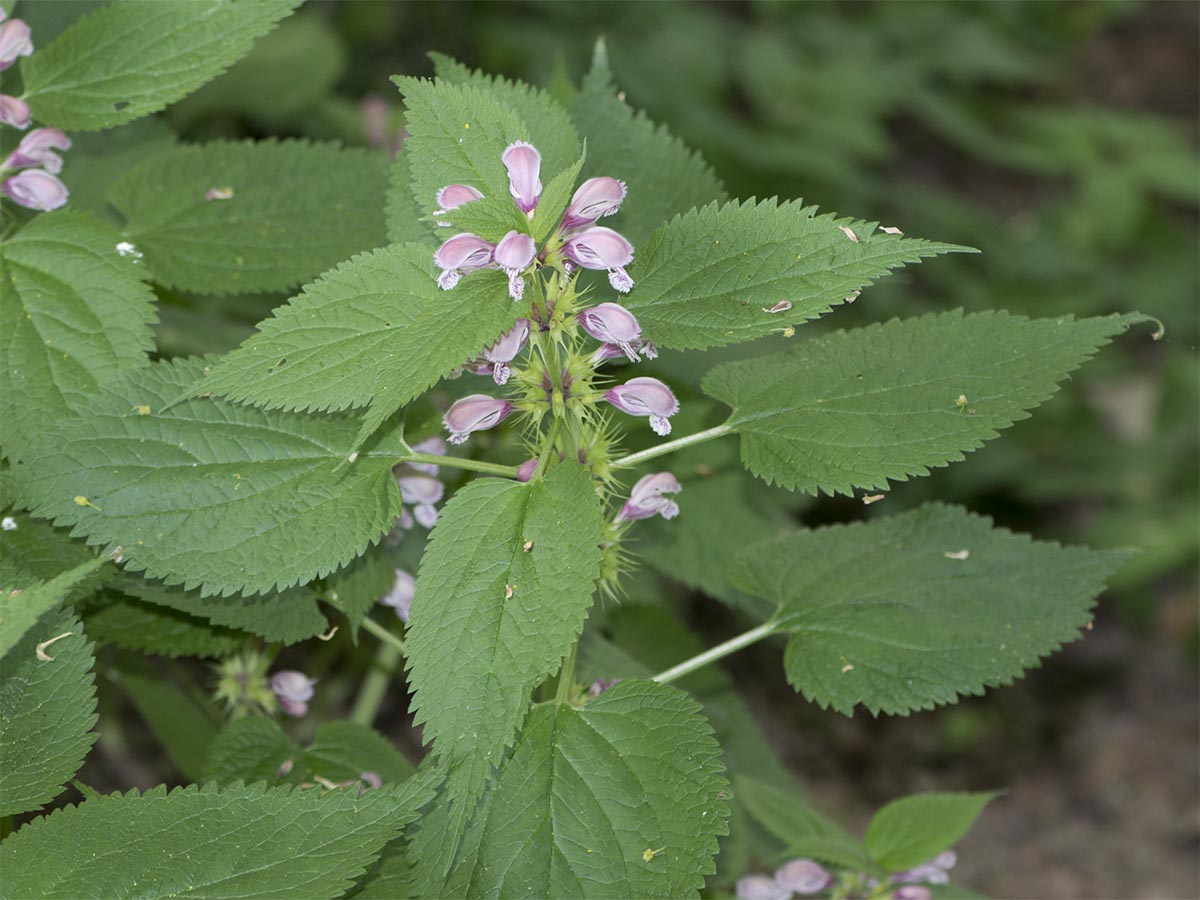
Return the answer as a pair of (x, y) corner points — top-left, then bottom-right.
(400, 451), (519, 478)
(610, 424), (734, 469)
(651, 621), (779, 684)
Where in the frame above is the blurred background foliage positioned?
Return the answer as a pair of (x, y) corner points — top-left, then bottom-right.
(24, 1), (1196, 896)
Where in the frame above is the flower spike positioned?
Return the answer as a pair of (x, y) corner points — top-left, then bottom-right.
(604, 377), (679, 435)
(444, 394), (514, 444)
(502, 141), (542, 213)
(563, 226), (635, 293)
(434, 233), (494, 291)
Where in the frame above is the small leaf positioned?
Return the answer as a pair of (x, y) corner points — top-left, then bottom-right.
(705, 310), (1150, 494)
(0, 555), (110, 659)
(21, 0), (301, 130)
(865, 791), (1002, 872)
(202, 715), (299, 784)
(530, 149), (587, 243)
(1, 211), (156, 462)
(0, 609), (97, 817)
(733, 504), (1132, 715)
(325, 546), (397, 639)
(107, 140), (388, 295)
(11, 358), (404, 597)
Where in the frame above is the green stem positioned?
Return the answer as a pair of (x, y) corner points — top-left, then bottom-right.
(351, 635), (402, 727)
(360, 616), (407, 654)
(400, 451), (518, 479)
(651, 621), (779, 684)
(554, 641), (578, 704)
(535, 417), (560, 478)
(611, 424), (734, 469)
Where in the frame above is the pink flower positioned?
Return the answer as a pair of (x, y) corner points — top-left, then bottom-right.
(0, 18), (33, 72)
(577, 302), (645, 363)
(774, 859), (832, 895)
(2, 169), (69, 211)
(494, 231), (536, 300)
(616, 472), (681, 522)
(434, 233), (494, 291)
(604, 377), (678, 435)
(444, 394), (515, 444)
(502, 141), (542, 213)
(380, 568), (415, 622)
(433, 183), (484, 226)
(4, 128), (72, 174)
(482, 318), (530, 385)
(735, 875), (789, 900)
(561, 176), (627, 230)
(515, 458), (538, 482)
(406, 435), (447, 475)
(270, 670), (316, 717)
(563, 226), (635, 293)
(397, 472), (444, 528)
(0, 95), (30, 129)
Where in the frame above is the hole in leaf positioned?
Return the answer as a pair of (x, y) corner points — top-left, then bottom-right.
(114, 100), (130, 111)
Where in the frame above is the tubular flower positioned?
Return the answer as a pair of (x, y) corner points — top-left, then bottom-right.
(406, 435), (447, 475)
(434, 233), (494, 291)
(604, 376), (678, 435)
(482, 318), (531, 385)
(616, 472), (681, 522)
(502, 141), (542, 213)
(397, 472), (444, 528)
(494, 230), (536, 300)
(4, 127), (72, 174)
(433, 183), (484, 226)
(894, 851), (956, 886)
(270, 670), (316, 718)
(577, 302), (646, 363)
(2, 169), (68, 211)
(734, 875), (790, 900)
(563, 226), (635, 293)
(444, 394), (514, 444)
(380, 568), (416, 622)
(774, 859), (832, 895)
(560, 176), (627, 230)
(0, 95), (30, 129)
(0, 18), (33, 71)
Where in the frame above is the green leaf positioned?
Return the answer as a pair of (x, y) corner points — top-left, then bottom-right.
(531, 149), (587, 243)
(411, 681), (730, 899)
(306, 721), (415, 784)
(1, 211), (156, 462)
(865, 791), (1001, 871)
(0, 609), (97, 817)
(57, 119), (178, 217)
(10, 358), (404, 597)
(84, 594), (247, 658)
(384, 149), (432, 246)
(202, 715), (299, 784)
(0, 780), (428, 900)
(405, 463), (603, 840)
(107, 140), (389, 295)
(733, 504), (1132, 715)
(0, 514), (104, 605)
(705, 310), (1149, 495)
(626, 198), (973, 351)
(200, 243), (520, 418)
(0, 554), (110, 659)
(570, 41), (726, 245)
(734, 774), (870, 871)
(325, 547), (397, 639)
(22, 0), (301, 130)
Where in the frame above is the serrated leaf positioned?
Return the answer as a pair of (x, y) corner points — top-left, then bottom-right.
(306, 721), (415, 785)
(625, 198), (973, 351)
(202, 715), (299, 784)
(0, 609), (97, 817)
(201, 243), (519, 418)
(0, 554), (110, 659)
(325, 546), (397, 639)
(531, 148), (587, 242)
(84, 594), (246, 658)
(733, 504), (1132, 715)
(384, 148), (432, 246)
(405, 463), (603, 840)
(0, 780), (428, 900)
(570, 42), (726, 245)
(0, 514), (103, 606)
(411, 681), (729, 899)
(10, 357), (404, 597)
(107, 140), (388, 295)
(865, 791), (1002, 871)
(22, 0), (300, 130)
(705, 310), (1148, 495)
(1, 211), (156, 462)
(734, 774), (870, 871)
(57, 119), (178, 216)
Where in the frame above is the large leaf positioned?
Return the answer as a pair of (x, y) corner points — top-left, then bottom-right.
(107, 140), (388, 295)
(0, 609), (97, 817)
(84, 594), (247, 658)
(1, 212), (156, 462)
(705, 310), (1148, 494)
(405, 463), (604, 840)
(0, 780), (431, 900)
(0, 554), (110, 659)
(10, 358), (404, 597)
(865, 791), (1001, 872)
(411, 681), (730, 899)
(733, 504), (1131, 715)
(21, 0), (300, 130)
(626, 198), (972, 351)
(570, 40), (726, 245)
(201, 243), (520, 416)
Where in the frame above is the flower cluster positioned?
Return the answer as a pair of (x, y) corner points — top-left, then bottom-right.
(0, 11), (71, 212)
(736, 851), (958, 900)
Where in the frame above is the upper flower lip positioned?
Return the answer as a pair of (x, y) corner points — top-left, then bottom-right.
(502, 141), (542, 214)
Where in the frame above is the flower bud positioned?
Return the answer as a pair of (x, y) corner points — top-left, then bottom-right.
(380, 568), (415, 621)
(0, 95), (30, 129)
(735, 875), (790, 900)
(2, 169), (69, 211)
(483, 318), (531, 384)
(616, 472), (681, 522)
(494, 231), (536, 300)
(434, 233), (494, 291)
(604, 377), (678, 435)
(516, 458), (538, 482)
(774, 859), (832, 894)
(502, 141), (542, 213)
(561, 176), (627, 230)
(0, 18), (33, 72)
(270, 670), (316, 717)
(4, 128), (72, 174)
(444, 394), (514, 444)
(578, 302), (644, 362)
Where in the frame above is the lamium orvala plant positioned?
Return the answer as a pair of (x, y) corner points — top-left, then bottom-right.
(0, 3), (1160, 899)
